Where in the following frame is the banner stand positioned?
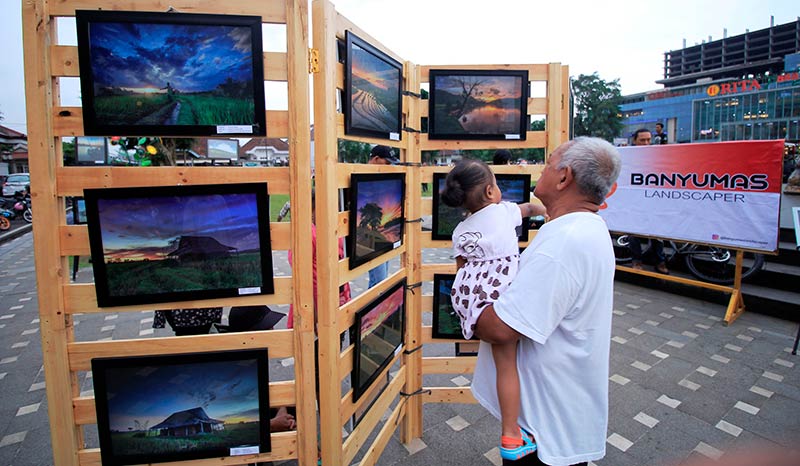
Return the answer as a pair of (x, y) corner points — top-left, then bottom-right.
(617, 248), (746, 325)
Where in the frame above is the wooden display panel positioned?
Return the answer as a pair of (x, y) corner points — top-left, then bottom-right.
(22, 0), (316, 465)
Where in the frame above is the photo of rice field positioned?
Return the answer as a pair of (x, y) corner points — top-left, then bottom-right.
(85, 19), (257, 127)
(346, 32), (402, 138)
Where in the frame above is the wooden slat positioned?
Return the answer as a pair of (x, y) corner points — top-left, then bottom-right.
(421, 233), (452, 249)
(421, 295), (432, 311)
(73, 380), (296, 425)
(421, 264), (456, 281)
(50, 0), (287, 23)
(339, 344), (354, 381)
(423, 387), (477, 404)
(51, 47), (289, 82)
(356, 400), (406, 466)
(547, 63), (563, 155)
(60, 222), (291, 256)
(420, 131), (546, 151)
(52, 107), (289, 138)
(341, 366), (405, 463)
(422, 356), (476, 374)
(338, 246), (406, 284)
(421, 326), (469, 344)
(56, 166), (290, 196)
(334, 163), (407, 189)
(68, 333), (293, 371)
(63, 278), (293, 314)
(336, 121), (408, 149)
(420, 64), (549, 82)
(78, 431), (297, 466)
(615, 265), (735, 293)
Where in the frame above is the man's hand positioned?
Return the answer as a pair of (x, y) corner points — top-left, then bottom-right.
(270, 407), (296, 432)
(474, 304), (521, 345)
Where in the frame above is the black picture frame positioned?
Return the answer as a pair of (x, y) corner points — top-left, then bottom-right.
(431, 273), (473, 340)
(455, 342), (479, 357)
(344, 31), (403, 141)
(353, 279), (406, 402)
(76, 136), (108, 165)
(351, 372), (390, 427)
(348, 173), (405, 270)
(84, 183), (274, 307)
(428, 69), (529, 140)
(92, 349), (270, 465)
(495, 173), (532, 242)
(76, 10), (266, 137)
(431, 172), (531, 242)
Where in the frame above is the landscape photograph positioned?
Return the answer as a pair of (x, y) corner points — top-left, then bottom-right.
(84, 17), (258, 128)
(95, 192), (264, 298)
(207, 139), (239, 159)
(100, 358), (262, 459)
(352, 176), (404, 265)
(496, 174), (531, 240)
(348, 35), (401, 136)
(356, 283), (404, 396)
(76, 136), (107, 163)
(432, 274), (463, 339)
(430, 71), (526, 137)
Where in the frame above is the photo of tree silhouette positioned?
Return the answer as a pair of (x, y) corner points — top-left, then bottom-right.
(349, 174), (405, 268)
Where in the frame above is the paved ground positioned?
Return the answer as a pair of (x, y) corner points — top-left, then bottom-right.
(0, 231), (798, 466)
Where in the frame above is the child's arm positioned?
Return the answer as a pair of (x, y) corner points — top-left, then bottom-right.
(455, 255), (467, 270)
(518, 202), (547, 219)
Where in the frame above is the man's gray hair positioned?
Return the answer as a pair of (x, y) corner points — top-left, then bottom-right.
(557, 137), (622, 204)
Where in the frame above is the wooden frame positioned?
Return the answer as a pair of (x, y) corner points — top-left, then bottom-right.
(23, 1), (316, 465)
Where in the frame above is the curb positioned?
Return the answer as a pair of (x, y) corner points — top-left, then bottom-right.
(0, 223), (33, 244)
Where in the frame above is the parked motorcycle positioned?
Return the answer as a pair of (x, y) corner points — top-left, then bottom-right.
(0, 191), (32, 226)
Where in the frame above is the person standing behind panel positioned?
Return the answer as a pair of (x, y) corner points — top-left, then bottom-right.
(627, 128), (667, 274)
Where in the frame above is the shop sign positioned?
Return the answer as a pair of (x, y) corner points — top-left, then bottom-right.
(706, 80), (761, 97)
(777, 72), (799, 84)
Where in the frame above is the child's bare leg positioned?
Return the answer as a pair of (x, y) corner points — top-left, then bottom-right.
(492, 341), (521, 441)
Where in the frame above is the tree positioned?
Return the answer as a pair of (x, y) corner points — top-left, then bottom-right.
(358, 202), (383, 231)
(571, 73), (622, 142)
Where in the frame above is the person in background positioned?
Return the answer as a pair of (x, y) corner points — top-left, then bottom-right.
(652, 122), (668, 145)
(366, 145), (399, 288)
(628, 128), (668, 274)
(493, 149), (513, 165)
(472, 137), (622, 465)
(153, 307), (222, 336)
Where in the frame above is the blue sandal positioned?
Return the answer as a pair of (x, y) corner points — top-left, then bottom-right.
(499, 428), (537, 461)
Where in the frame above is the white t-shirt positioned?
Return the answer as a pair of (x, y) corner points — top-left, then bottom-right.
(471, 212), (615, 466)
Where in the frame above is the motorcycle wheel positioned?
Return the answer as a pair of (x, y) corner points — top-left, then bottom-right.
(23, 209), (32, 223)
(0, 216), (10, 231)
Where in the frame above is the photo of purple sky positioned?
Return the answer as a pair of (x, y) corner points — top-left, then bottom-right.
(97, 193), (260, 262)
(88, 21), (253, 94)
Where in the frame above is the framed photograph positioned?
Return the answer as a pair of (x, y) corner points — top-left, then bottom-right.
(353, 279), (405, 402)
(92, 349), (270, 465)
(344, 31), (403, 141)
(431, 173), (531, 242)
(207, 139), (239, 160)
(496, 173), (532, 242)
(351, 372), (389, 427)
(431, 173), (468, 241)
(428, 69), (529, 140)
(76, 136), (107, 164)
(84, 183), (274, 307)
(348, 173), (405, 270)
(73, 197), (87, 225)
(431, 273), (471, 340)
(455, 342), (479, 357)
(76, 10), (266, 137)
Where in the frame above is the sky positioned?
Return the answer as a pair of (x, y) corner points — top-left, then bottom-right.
(1, 0), (797, 134)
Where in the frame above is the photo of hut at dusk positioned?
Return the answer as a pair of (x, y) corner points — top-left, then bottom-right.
(100, 358), (262, 459)
(95, 192), (264, 297)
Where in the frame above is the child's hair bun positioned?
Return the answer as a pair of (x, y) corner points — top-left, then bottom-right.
(441, 178), (465, 207)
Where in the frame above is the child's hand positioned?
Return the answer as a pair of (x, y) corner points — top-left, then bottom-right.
(520, 202), (547, 219)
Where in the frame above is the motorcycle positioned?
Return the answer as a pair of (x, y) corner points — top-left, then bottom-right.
(0, 192), (32, 228)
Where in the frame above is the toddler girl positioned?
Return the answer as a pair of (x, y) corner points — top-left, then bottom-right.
(441, 158), (545, 460)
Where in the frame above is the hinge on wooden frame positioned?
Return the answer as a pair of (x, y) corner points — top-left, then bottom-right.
(308, 48), (320, 74)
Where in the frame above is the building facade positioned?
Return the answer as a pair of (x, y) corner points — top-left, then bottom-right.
(619, 19), (800, 144)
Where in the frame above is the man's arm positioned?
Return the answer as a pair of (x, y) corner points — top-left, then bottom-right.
(474, 304), (522, 345)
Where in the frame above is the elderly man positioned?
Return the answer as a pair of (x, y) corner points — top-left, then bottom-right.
(472, 137), (622, 466)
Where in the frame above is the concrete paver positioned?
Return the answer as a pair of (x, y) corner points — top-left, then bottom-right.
(0, 231), (798, 466)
